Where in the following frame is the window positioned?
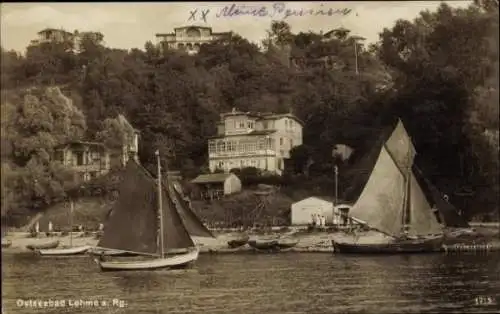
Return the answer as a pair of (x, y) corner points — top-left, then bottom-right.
(258, 138), (266, 149)
(54, 150), (64, 162)
(247, 121), (254, 129)
(209, 141), (216, 153)
(248, 140), (257, 152)
(75, 152), (84, 166)
(285, 120), (288, 128)
(239, 120), (245, 128)
(280, 138), (283, 145)
(263, 121), (268, 129)
(290, 139), (293, 147)
(290, 120), (294, 129)
(278, 159), (283, 170)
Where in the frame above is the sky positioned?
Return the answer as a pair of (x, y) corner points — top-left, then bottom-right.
(1, 1), (472, 53)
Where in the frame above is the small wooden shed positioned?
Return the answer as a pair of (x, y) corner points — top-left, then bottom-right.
(190, 173), (242, 200)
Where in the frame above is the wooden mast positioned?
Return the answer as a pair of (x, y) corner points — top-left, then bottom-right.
(69, 198), (74, 247)
(156, 150), (165, 258)
(401, 136), (412, 236)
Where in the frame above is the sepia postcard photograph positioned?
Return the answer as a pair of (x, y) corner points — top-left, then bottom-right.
(1, 1), (499, 313)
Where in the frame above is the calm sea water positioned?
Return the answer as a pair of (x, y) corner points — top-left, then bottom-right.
(2, 252), (500, 314)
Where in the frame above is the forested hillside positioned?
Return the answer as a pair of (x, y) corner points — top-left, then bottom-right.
(1, 1), (498, 225)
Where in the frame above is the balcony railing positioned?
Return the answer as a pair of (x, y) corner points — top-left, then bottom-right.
(208, 149), (276, 158)
(70, 164), (108, 172)
(162, 37), (217, 43)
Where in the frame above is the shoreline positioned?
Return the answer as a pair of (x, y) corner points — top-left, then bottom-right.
(1, 231), (336, 254)
(2, 227), (499, 255)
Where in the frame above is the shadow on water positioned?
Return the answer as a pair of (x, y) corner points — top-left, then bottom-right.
(2, 252), (500, 314)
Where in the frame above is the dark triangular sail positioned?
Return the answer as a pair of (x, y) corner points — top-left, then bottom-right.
(414, 167), (469, 228)
(98, 160), (159, 254)
(166, 181), (214, 238)
(160, 185), (195, 251)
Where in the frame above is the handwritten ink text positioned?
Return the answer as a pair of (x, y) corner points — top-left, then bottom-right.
(215, 3), (352, 20)
(188, 9), (210, 22)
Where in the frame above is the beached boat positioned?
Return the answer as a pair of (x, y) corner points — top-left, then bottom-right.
(94, 152), (208, 271)
(331, 119), (445, 254)
(2, 239), (12, 248)
(38, 245), (91, 256)
(248, 238), (279, 251)
(36, 200), (90, 256)
(277, 237), (299, 250)
(227, 234), (250, 248)
(26, 239), (60, 251)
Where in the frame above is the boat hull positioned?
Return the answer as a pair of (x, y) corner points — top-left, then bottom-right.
(37, 245), (91, 256)
(248, 239), (279, 251)
(88, 248), (138, 257)
(2, 240), (12, 248)
(26, 240), (60, 250)
(277, 239), (299, 250)
(96, 248), (199, 271)
(332, 236), (444, 254)
(227, 236), (250, 248)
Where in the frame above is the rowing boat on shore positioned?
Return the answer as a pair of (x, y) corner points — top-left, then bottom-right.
(26, 239), (60, 251)
(2, 239), (12, 248)
(248, 238), (279, 251)
(227, 234), (250, 248)
(37, 245), (91, 256)
(277, 237), (299, 250)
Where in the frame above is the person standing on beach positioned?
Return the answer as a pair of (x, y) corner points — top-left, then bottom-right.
(48, 221), (53, 233)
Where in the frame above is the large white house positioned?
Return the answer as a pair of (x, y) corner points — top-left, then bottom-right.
(208, 108), (303, 175)
(155, 25), (231, 55)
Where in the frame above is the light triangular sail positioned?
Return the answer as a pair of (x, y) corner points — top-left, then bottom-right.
(384, 119), (416, 175)
(347, 118), (444, 237)
(98, 160), (159, 254)
(348, 145), (406, 236)
(408, 172), (443, 236)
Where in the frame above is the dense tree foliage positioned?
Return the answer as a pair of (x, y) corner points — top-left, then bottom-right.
(1, 1), (498, 224)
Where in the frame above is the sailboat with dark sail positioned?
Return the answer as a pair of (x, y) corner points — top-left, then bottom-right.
(94, 151), (200, 271)
(331, 119), (445, 254)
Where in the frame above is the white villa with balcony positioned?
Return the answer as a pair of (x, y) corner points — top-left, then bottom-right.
(208, 108), (303, 175)
(155, 25), (232, 55)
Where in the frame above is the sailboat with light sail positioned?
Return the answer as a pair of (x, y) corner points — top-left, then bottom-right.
(93, 150), (205, 271)
(36, 199), (91, 256)
(331, 119), (445, 254)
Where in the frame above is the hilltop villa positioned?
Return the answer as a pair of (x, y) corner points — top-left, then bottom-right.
(155, 25), (232, 55)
